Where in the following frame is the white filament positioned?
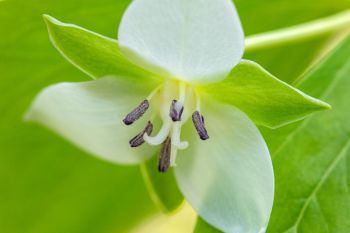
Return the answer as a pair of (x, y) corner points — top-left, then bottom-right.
(143, 120), (172, 145)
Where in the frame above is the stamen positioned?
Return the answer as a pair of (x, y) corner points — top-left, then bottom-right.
(170, 100), (184, 122)
(144, 120), (172, 145)
(129, 121), (153, 147)
(158, 137), (171, 173)
(123, 100), (149, 125)
(192, 111), (209, 140)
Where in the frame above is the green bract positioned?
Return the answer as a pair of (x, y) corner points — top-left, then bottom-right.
(43, 15), (157, 81)
(26, 0), (330, 232)
(201, 60), (330, 128)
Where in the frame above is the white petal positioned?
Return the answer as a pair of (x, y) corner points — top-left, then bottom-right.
(174, 99), (274, 233)
(26, 77), (159, 164)
(118, 0), (244, 83)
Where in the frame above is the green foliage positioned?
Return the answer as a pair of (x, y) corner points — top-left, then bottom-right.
(201, 60), (330, 128)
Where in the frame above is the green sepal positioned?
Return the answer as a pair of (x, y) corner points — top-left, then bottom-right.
(200, 60), (331, 128)
(43, 14), (158, 81)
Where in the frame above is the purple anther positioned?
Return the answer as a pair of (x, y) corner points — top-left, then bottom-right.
(170, 100), (184, 122)
(192, 111), (209, 140)
(158, 137), (171, 173)
(123, 100), (149, 125)
(129, 121), (153, 147)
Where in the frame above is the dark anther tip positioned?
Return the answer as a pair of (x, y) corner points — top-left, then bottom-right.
(158, 167), (168, 173)
(123, 119), (133, 125)
(158, 160), (170, 173)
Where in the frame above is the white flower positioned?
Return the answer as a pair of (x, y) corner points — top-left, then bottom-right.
(26, 0), (330, 232)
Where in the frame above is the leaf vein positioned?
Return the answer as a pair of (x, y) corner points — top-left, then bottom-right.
(280, 139), (350, 233)
(313, 195), (330, 233)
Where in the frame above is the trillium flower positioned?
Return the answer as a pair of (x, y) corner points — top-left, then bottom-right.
(26, 0), (330, 232)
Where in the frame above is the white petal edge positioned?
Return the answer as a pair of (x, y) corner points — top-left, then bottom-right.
(118, 0), (245, 84)
(25, 77), (159, 165)
(174, 99), (274, 233)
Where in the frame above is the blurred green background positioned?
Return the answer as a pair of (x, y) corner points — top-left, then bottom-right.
(1, 0), (350, 232)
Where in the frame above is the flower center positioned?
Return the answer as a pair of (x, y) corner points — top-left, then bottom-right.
(123, 80), (209, 173)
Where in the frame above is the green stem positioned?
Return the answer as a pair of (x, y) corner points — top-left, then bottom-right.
(245, 9), (350, 51)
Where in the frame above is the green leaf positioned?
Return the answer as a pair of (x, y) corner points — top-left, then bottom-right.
(140, 155), (184, 213)
(201, 60), (330, 128)
(265, 35), (350, 232)
(43, 14), (157, 81)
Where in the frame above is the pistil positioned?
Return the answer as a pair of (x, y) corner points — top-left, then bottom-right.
(143, 119), (172, 145)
